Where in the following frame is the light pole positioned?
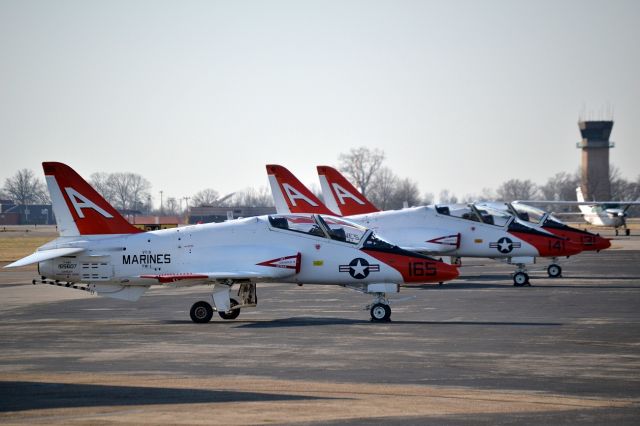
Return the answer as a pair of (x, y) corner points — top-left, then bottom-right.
(182, 196), (190, 224)
(160, 190), (164, 215)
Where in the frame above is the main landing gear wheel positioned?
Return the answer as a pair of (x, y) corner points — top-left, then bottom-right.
(513, 272), (530, 287)
(218, 298), (240, 320)
(547, 264), (562, 278)
(370, 303), (391, 322)
(626, 229), (631, 236)
(190, 301), (214, 323)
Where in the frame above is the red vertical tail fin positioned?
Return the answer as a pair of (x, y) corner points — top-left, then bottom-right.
(316, 166), (379, 216)
(265, 165), (336, 215)
(43, 162), (142, 236)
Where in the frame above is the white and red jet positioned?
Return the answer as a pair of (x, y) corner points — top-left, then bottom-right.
(5, 162), (459, 322)
(266, 165), (583, 286)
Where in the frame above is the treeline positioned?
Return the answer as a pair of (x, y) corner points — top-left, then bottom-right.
(337, 147), (640, 212)
(2, 148), (639, 215)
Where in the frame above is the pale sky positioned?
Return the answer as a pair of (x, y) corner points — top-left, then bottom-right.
(1, 0), (639, 205)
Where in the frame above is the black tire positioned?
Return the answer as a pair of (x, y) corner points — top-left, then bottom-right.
(190, 301), (213, 323)
(218, 298), (240, 320)
(626, 229), (631, 236)
(370, 303), (391, 322)
(547, 264), (562, 278)
(513, 272), (528, 287)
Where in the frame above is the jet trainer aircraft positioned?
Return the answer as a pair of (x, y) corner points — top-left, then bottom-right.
(266, 165), (582, 286)
(477, 201), (611, 277)
(5, 162), (459, 322)
(517, 187), (640, 236)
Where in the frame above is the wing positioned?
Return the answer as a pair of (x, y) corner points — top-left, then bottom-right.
(379, 229), (460, 254)
(4, 247), (85, 268)
(139, 253), (301, 285)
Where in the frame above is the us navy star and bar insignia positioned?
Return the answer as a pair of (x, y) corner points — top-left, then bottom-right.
(489, 237), (521, 254)
(339, 258), (380, 279)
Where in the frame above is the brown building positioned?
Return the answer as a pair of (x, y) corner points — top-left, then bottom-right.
(126, 215), (182, 231)
(577, 120), (614, 201)
(188, 206), (276, 224)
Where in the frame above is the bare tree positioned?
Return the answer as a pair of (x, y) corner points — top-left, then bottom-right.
(3, 169), (50, 204)
(537, 171), (580, 212)
(480, 188), (497, 202)
(191, 188), (221, 206)
(338, 147), (385, 196)
(389, 178), (421, 209)
(496, 179), (538, 201)
(368, 167), (397, 210)
(165, 197), (179, 215)
(90, 172), (116, 204)
(93, 172), (151, 211)
(422, 192), (434, 205)
(230, 187), (274, 207)
(438, 189), (458, 204)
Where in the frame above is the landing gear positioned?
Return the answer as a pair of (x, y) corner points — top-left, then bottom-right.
(189, 282), (257, 323)
(218, 298), (240, 320)
(513, 271), (530, 287)
(370, 303), (391, 322)
(547, 264), (562, 278)
(190, 301), (214, 323)
(626, 228), (631, 236)
(366, 291), (392, 322)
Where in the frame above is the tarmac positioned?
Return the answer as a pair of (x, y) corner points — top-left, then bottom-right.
(0, 226), (639, 424)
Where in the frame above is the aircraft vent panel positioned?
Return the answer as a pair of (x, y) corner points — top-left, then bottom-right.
(81, 261), (113, 281)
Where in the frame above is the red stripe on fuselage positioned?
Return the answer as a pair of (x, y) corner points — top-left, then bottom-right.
(362, 249), (459, 284)
(543, 228), (611, 251)
(509, 232), (582, 257)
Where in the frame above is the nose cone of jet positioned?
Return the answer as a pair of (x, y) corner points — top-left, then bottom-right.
(543, 225), (612, 252)
(437, 261), (460, 282)
(563, 240), (584, 256)
(594, 235), (612, 251)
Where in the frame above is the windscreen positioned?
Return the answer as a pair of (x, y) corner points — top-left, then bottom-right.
(268, 215), (326, 238)
(474, 205), (513, 227)
(445, 204), (511, 227)
(320, 215), (368, 245)
(362, 232), (397, 250)
(513, 203), (547, 224)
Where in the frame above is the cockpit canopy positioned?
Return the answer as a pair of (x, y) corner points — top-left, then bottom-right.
(435, 203), (513, 227)
(476, 202), (570, 229)
(268, 214), (369, 245)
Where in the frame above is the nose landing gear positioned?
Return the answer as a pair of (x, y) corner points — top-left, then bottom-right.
(367, 293), (392, 322)
(513, 272), (530, 286)
(547, 263), (562, 278)
(370, 303), (391, 322)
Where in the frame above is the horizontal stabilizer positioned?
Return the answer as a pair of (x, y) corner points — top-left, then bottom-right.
(4, 247), (85, 268)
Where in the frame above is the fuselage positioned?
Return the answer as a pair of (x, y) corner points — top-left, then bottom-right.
(484, 202), (611, 252)
(343, 206), (580, 259)
(38, 215), (458, 287)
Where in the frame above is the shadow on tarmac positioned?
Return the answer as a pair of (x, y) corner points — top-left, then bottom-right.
(0, 381), (331, 412)
(214, 317), (564, 328)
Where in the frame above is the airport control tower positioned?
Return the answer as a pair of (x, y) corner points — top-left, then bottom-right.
(577, 120), (614, 201)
